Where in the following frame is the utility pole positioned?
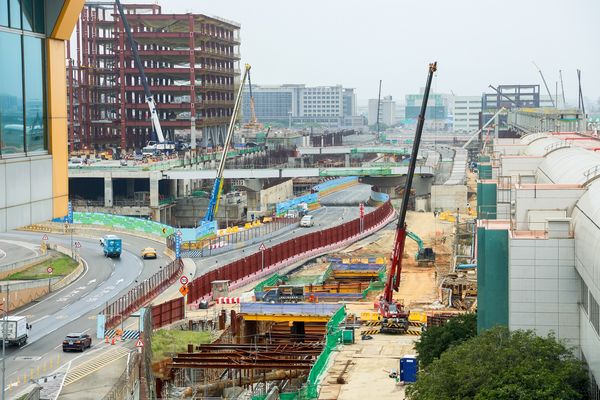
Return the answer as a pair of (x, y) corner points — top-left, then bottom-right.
(376, 80), (382, 138)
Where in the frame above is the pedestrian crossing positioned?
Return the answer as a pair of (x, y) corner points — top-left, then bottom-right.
(64, 347), (130, 386)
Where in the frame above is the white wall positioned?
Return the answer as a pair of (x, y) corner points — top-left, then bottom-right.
(0, 156), (54, 231)
(509, 237), (579, 348)
(514, 187), (585, 230)
(500, 157), (544, 179)
(431, 185), (467, 211)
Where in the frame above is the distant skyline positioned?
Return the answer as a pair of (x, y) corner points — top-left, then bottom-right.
(122, 0), (599, 108)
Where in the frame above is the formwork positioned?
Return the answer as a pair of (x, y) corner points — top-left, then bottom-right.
(68, 3), (241, 151)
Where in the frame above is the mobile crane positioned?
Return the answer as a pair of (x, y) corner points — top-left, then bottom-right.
(203, 64), (252, 224)
(243, 68), (263, 130)
(377, 62), (437, 334)
(114, 0), (175, 155)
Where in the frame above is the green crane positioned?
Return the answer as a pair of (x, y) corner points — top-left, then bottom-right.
(406, 230), (435, 265)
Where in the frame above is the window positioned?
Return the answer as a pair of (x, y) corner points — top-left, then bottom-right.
(24, 35), (45, 152)
(581, 276), (589, 314)
(0, 0), (8, 26)
(0, 31), (24, 154)
(9, 0), (21, 29)
(591, 294), (599, 335)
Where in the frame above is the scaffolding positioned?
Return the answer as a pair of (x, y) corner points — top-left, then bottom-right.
(67, 2), (241, 152)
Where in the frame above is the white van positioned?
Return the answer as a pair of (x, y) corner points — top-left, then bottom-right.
(300, 215), (314, 227)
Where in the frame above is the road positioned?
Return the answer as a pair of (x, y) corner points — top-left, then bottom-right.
(0, 240), (38, 267)
(0, 231), (167, 394)
(0, 184), (375, 395)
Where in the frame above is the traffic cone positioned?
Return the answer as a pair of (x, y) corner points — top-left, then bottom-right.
(111, 337), (115, 345)
(105, 336), (108, 344)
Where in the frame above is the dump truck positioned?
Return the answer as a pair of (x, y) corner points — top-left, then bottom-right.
(261, 286), (305, 303)
(0, 316), (29, 347)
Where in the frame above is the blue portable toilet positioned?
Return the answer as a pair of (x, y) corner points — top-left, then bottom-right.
(400, 354), (418, 383)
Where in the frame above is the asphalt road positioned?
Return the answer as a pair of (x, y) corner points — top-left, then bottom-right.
(0, 184), (376, 394)
(0, 231), (167, 393)
(0, 240), (38, 267)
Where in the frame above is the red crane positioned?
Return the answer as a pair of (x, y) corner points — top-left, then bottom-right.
(378, 62), (437, 334)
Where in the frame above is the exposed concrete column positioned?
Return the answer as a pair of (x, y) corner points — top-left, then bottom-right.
(150, 174), (159, 208)
(178, 179), (185, 197)
(170, 179), (178, 198)
(345, 154), (350, 167)
(104, 175), (113, 207)
(126, 179), (134, 198)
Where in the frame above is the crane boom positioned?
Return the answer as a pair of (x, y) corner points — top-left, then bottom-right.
(532, 61), (555, 108)
(114, 0), (165, 144)
(383, 62), (437, 305)
(203, 64), (252, 223)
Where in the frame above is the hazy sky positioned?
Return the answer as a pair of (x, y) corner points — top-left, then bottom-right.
(126, 0), (599, 105)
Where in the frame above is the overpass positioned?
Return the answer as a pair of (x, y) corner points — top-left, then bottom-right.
(296, 146), (410, 156)
(163, 165), (434, 180)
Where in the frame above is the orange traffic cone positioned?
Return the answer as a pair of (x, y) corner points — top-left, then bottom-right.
(105, 336), (108, 344)
(111, 337), (115, 345)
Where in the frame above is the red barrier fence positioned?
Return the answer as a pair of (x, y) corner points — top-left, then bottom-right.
(152, 297), (185, 329)
(103, 259), (183, 329)
(150, 201), (394, 328)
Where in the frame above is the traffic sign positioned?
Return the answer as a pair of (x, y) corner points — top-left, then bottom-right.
(42, 234), (48, 241)
(179, 285), (189, 296)
(75, 241), (82, 248)
(258, 243), (266, 251)
(47, 267), (53, 274)
(180, 276), (189, 285)
(135, 338), (144, 348)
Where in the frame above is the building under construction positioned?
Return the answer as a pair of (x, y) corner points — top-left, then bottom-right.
(67, 2), (241, 152)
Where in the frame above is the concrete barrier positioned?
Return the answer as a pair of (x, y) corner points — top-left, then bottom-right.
(0, 253), (52, 280)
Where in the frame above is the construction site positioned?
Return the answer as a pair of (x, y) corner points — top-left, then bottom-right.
(67, 2), (241, 152)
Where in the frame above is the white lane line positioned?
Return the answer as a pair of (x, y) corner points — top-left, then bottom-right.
(31, 315), (49, 324)
(17, 257), (90, 314)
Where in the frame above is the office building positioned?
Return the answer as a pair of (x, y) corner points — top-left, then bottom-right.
(68, 3), (241, 151)
(453, 96), (482, 133)
(241, 84), (359, 127)
(405, 92), (449, 130)
(0, 0), (84, 231)
(368, 95), (395, 126)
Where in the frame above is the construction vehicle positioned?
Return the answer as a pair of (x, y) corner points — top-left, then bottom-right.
(260, 285), (305, 303)
(406, 230), (435, 265)
(203, 64), (252, 224)
(115, 0), (175, 155)
(377, 62), (437, 334)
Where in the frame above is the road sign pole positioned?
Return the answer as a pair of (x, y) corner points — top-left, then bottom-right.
(261, 250), (264, 272)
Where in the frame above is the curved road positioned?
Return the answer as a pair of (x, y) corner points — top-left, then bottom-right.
(0, 240), (38, 267)
(0, 183), (376, 392)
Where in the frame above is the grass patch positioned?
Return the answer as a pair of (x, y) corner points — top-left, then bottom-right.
(151, 329), (212, 362)
(2, 254), (78, 280)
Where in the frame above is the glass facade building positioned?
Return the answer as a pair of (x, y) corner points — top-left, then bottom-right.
(0, 0), (47, 157)
(0, 0), (85, 231)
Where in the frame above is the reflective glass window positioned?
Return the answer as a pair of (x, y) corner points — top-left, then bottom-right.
(33, 0), (43, 33)
(0, 31), (24, 154)
(24, 35), (45, 152)
(0, 1), (8, 26)
(9, 0), (20, 29)
(22, 0), (33, 31)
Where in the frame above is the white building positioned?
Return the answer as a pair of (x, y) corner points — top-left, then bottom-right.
(453, 96), (481, 133)
(478, 116), (600, 396)
(368, 95), (396, 126)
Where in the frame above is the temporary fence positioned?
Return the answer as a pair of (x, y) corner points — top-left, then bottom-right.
(152, 297), (185, 329)
(167, 217), (297, 258)
(152, 200), (393, 330)
(53, 212), (175, 238)
(102, 259), (183, 330)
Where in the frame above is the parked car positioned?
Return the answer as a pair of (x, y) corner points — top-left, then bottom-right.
(62, 333), (92, 352)
(300, 215), (314, 227)
(141, 247), (158, 259)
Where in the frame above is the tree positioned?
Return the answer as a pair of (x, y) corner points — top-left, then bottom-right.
(414, 313), (477, 367)
(406, 327), (588, 400)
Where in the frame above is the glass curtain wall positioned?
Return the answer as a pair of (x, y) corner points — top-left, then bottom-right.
(0, 0), (46, 157)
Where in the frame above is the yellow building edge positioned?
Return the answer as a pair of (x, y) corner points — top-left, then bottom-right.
(46, 0), (85, 218)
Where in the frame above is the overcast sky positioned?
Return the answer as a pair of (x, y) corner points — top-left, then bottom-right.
(127, 0), (599, 105)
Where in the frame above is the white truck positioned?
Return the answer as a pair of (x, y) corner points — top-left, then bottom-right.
(0, 316), (28, 347)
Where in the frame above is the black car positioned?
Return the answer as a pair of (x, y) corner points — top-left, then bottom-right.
(63, 333), (92, 352)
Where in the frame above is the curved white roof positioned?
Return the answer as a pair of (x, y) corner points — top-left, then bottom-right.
(537, 146), (600, 184)
(524, 136), (562, 156)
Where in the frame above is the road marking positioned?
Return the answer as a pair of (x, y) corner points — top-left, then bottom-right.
(63, 347), (130, 386)
(31, 315), (49, 324)
(116, 278), (124, 285)
(87, 279), (96, 285)
(0, 248), (6, 260)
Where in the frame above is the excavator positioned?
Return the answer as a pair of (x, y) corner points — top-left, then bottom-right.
(377, 62), (437, 334)
(406, 230), (436, 265)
